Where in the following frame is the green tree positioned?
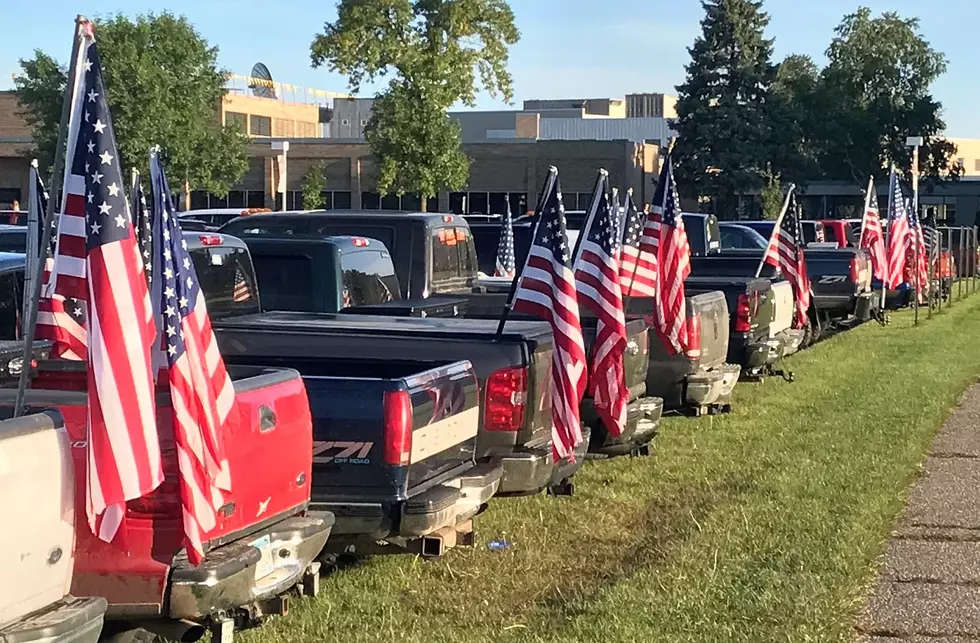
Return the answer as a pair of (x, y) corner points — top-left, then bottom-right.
(769, 54), (821, 184)
(814, 8), (958, 184)
(302, 161), (327, 210)
(15, 12), (248, 205)
(673, 0), (784, 218)
(759, 165), (783, 220)
(310, 0), (520, 211)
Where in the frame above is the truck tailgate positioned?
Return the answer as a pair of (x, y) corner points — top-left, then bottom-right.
(295, 360), (479, 500)
(768, 281), (794, 335)
(580, 314), (650, 399)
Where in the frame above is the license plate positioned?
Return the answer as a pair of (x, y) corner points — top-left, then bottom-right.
(250, 534), (275, 580)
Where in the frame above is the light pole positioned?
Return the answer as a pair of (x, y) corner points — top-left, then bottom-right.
(907, 136), (923, 325)
(272, 140), (290, 211)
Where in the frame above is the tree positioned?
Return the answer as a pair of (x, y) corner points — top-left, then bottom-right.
(813, 8), (958, 184)
(310, 0), (520, 211)
(673, 0), (784, 218)
(302, 162), (327, 210)
(769, 54), (821, 184)
(759, 165), (783, 220)
(16, 12), (248, 205)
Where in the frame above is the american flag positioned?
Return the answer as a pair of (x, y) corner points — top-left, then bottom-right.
(511, 169), (587, 462)
(619, 191), (657, 297)
(233, 265), (252, 303)
(30, 163), (87, 358)
(859, 178), (887, 282)
(651, 154), (692, 353)
(884, 170), (910, 290)
(494, 196), (516, 278)
(922, 210), (940, 260)
(763, 192), (812, 329)
(907, 198), (930, 297)
(69, 24), (163, 544)
(573, 173), (627, 437)
(131, 173), (152, 288)
(150, 150), (235, 565)
(34, 125), (88, 360)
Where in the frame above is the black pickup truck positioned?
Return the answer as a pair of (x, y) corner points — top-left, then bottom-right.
(710, 218), (877, 326)
(217, 232), (587, 500)
(221, 211), (477, 299)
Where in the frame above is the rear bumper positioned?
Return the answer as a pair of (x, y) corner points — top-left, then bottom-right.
(733, 335), (780, 372)
(774, 328), (805, 357)
(589, 396), (664, 456)
(552, 425), (591, 482)
(685, 363), (740, 406)
(854, 292), (876, 320)
(0, 596), (106, 643)
(400, 462), (502, 537)
(168, 513), (334, 620)
(497, 446), (555, 496)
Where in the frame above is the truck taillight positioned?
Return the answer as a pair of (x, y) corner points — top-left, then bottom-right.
(383, 390), (413, 466)
(198, 234), (223, 246)
(485, 366), (527, 432)
(735, 294), (751, 333)
(685, 313), (702, 359)
(850, 256), (860, 283)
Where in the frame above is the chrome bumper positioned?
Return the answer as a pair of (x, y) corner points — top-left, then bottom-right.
(498, 447), (554, 496)
(0, 596), (106, 643)
(400, 462), (502, 537)
(686, 363), (740, 406)
(773, 328), (805, 357)
(168, 513), (334, 620)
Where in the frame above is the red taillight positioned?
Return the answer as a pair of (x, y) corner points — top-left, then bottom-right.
(485, 366), (527, 432)
(685, 313), (702, 359)
(352, 237), (369, 247)
(198, 234), (223, 246)
(735, 294), (751, 333)
(383, 390), (413, 466)
(442, 215), (454, 222)
(850, 256), (860, 283)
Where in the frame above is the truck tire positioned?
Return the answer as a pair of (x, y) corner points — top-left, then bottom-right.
(99, 626), (161, 643)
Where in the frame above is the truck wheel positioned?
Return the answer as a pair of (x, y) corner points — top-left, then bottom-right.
(99, 626), (163, 643)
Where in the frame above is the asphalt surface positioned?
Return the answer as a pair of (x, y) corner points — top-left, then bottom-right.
(859, 383), (980, 641)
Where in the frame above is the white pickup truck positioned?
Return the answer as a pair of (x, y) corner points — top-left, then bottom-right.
(0, 411), (106, 643)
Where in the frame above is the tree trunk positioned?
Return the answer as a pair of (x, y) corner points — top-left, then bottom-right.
(420, 194), (427, 213)
(182, 179), (191, 212)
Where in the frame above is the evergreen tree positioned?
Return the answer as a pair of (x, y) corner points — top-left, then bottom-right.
(673, 0), (780, 218)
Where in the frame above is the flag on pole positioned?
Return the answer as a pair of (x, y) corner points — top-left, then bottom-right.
(150, 150), (235, 565)
(131, 173), (152, 288)
(65, 22), (162, 544)
(573, 173), (628, 437)
(493, 196), (516, 278)
(885, 170), (911, 290)
(618, 191), (657, 297)
(859, 178), (887, 282)
(511, 169), (587, 462)
(651, 154), (691, 353)
(907, 198), (929, 298)
(763, 193), (812, 329)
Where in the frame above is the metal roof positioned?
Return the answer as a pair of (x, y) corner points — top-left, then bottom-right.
(538, 117), (676, 144)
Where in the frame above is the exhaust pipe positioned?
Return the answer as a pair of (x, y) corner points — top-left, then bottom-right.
(136, 619), (206, 643)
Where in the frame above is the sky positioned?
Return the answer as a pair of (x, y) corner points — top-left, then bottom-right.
(1, 0), (977, 136)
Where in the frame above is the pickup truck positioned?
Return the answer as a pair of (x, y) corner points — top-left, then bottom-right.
(0, 404), (107, 643)
(432, 281), (664, 457)
(690, 216), (877, 328)
(0, 253), (334, 643)
(685, 276), (780, 378)
(223, 232), (583, 498)
(624, 293), (740, 415)
(220, 211), (478, 299)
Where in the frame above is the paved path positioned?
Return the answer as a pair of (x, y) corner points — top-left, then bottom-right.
(859, 384), (980, 642)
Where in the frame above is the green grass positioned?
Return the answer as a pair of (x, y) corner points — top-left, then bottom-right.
(243, 296), (980, 643)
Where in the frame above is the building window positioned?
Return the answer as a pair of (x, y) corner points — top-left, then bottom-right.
(975, 159), (980, 172)
(209, 193), (229, 208)
(380, 193), (401, 210)
(332, 191), (352, 210)
(225, 111), (247, 130)
(467, 192), (489, 215)
(250, 115), (272, 137)
(360, 119), (368, 126)
(273, 118), (295, 137)
(246, 191), (266, 208)
(362, 191), (381, 210)
(449, 192), (466, 214)
(341, 118), (351, 127)
(226, 190), (246, 208)
(190, 190), (209, 210)
(401, 193), (422, 211)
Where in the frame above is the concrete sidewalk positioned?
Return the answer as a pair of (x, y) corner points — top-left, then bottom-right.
(859, 383), (980, 642)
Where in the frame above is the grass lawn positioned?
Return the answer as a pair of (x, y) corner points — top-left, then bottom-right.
(243, 295), (980, 643)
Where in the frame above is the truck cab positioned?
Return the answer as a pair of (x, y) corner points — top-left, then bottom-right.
(221, 211), (478, 299)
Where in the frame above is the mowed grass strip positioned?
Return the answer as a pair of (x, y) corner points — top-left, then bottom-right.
(242, 297), (980, 643)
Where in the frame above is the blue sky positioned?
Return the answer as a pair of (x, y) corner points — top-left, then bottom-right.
(2, 0), (977, 136)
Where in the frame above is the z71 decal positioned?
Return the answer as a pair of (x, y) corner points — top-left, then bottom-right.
(818, 275), (848, 284)
(312, 441), (374, 464)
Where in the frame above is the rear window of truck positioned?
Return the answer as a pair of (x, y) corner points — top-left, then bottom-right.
(189, 246), (261, 319)
(250, 254), (318, 312)
(340, 249), (399, 308)
(431, 226), (478, 282)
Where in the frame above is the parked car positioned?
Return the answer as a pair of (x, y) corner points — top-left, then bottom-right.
(718, 222), (768, 251)
(817, 219), (861, 248)
(738, 220), (827, 246)
(221, 232), (587, 496)
(0, 346), (107, 643)
(0, 252), (334, 643)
